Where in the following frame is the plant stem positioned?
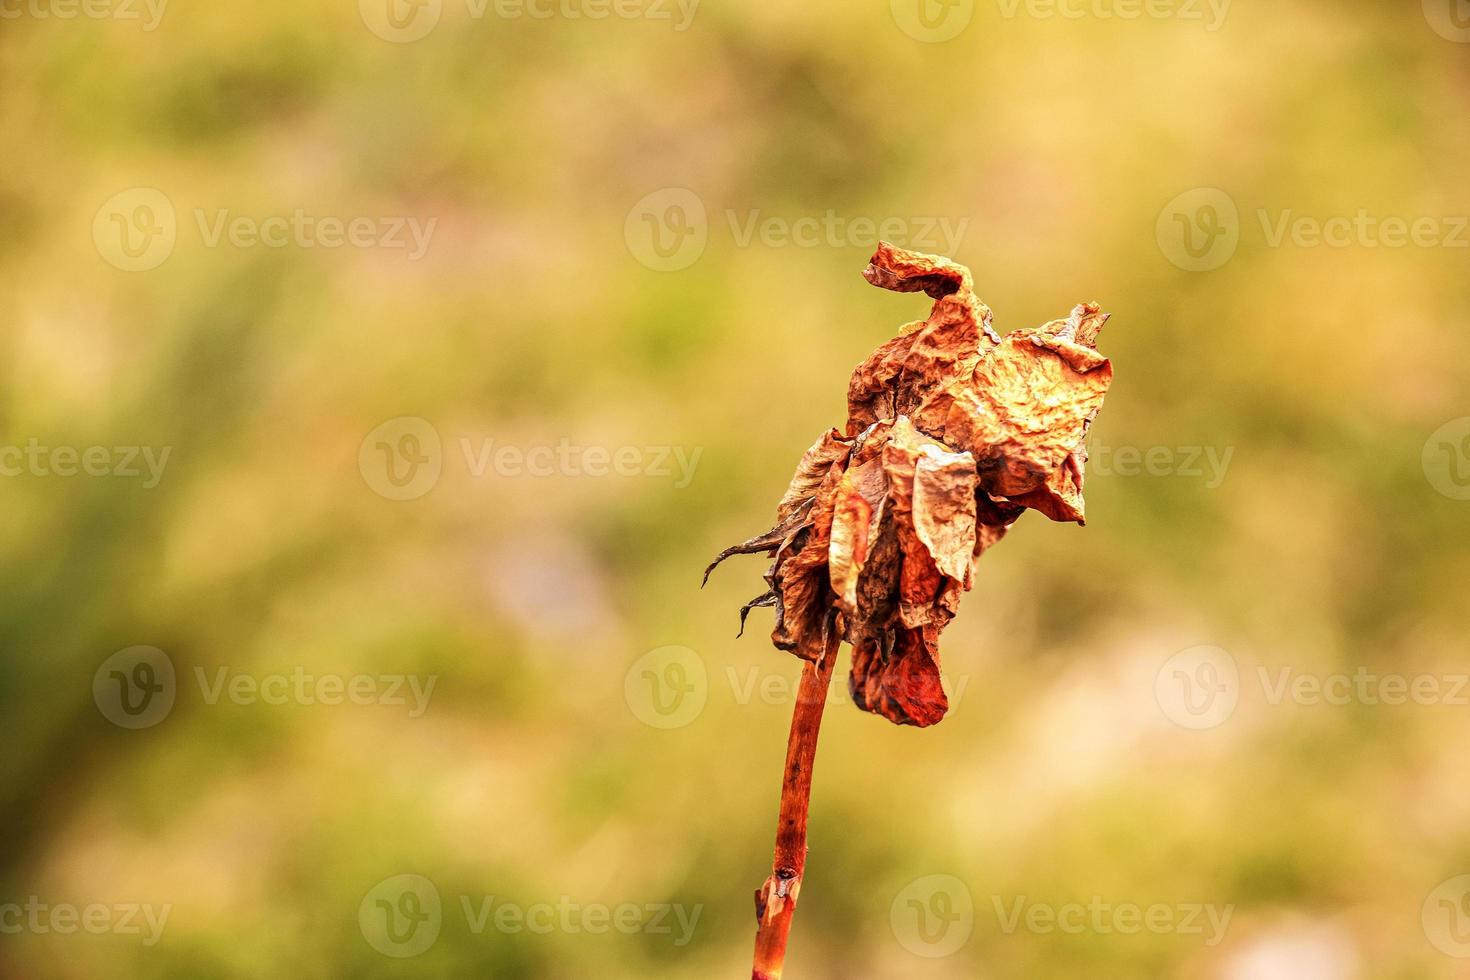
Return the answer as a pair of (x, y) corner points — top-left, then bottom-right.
(751, 630), (840, 980)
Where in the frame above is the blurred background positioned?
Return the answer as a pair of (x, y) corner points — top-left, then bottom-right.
(2, 0), (1469, 976)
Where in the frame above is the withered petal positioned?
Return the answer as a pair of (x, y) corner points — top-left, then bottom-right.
(775, 428), (852, 524)
(945, 330), (1112, 499)
(911, 447), (979, 583)
(1006, 447), (1088, 525)
(848, 627), (949, 727)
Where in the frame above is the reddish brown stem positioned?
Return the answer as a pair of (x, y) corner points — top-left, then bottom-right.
(751, 631), (840, 980)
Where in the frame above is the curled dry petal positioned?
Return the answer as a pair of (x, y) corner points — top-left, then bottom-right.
(707, 243), (1113, 726)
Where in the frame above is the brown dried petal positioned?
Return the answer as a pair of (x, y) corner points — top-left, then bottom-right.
(945, 331), (1112, 499)
(828, 465), (880, 615)
(848, 626), (948, 728)
(912, 446), (979, 582)
(862, 241), (972, 299)
(1007, 447), (1088, 524)
(768, 446), (849, 660)
(847, 323), (926, 436)
(845, 500), (901, 647)
(775, 428), (851, 524)
(850, 243), (1000, 442)
(880, 418), (961, 630)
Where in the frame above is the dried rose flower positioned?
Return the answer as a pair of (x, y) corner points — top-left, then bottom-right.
(706, 243), (1113, 980)
(708, 241), (1113, 726)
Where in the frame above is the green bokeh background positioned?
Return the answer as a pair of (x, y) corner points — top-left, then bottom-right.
(2, 1), (1469, 977)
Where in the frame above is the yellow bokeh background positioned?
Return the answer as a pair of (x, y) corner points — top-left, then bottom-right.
(2, 1), (1469, 976)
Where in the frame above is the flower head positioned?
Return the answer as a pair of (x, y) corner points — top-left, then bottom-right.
(707, 243), (1113, 726)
